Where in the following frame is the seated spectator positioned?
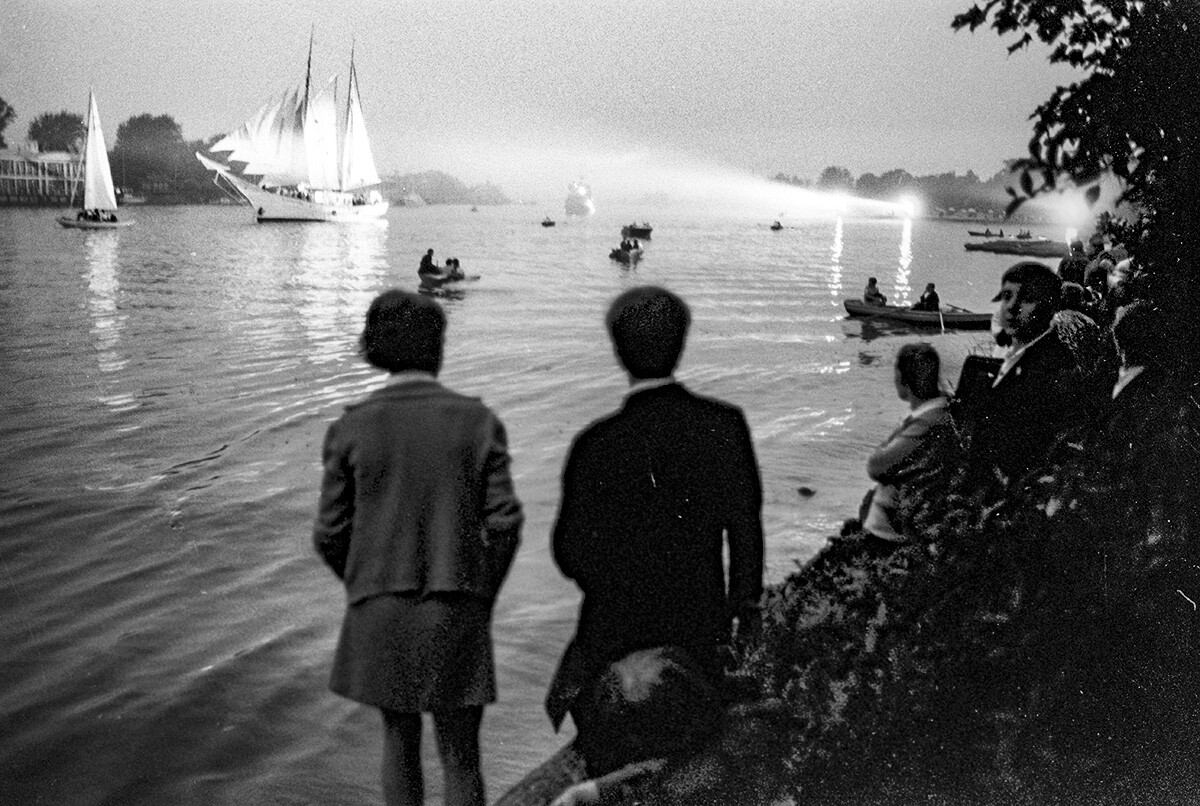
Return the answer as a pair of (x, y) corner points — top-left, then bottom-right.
(863, 277), (887, 306)
(863, 343), (961, 545)
(911, 283), (940, 312)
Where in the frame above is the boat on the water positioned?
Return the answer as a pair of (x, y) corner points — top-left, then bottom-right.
(967, 228), (1004, 237)
(541, 217), (556, 227)
(196, 40), (387, 223)
(770, 221), (783, 231)
(621, 222), (653, 239)
(57, 92), (133, 230)
(963, 237), (1069, 258)
(843, 299), (992, 329)
(610, 246), (643, 265)
(565, 180), (595, 216)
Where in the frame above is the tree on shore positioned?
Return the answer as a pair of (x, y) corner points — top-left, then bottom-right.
(111, 114), (222, 201)
(954, 0), (1200, 378)
(28, 111), (85, 152)
(0, 98), (14, 148)
(815, 166), (854, 192)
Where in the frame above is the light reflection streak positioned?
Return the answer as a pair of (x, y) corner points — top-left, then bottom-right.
(296, 221), (388, 362)
(84, 232), (131, 385)
(827, 217), (844, 302)
(893, 218), (913, 306)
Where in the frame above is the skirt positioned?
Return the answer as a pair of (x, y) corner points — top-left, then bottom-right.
(330, 591), (496, 713)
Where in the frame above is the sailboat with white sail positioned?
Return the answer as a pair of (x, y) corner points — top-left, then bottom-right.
(196, 41), (388, 223)
(58, 91), (133, 230)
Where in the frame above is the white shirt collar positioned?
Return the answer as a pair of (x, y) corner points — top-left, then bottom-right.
(626, 376), (675, 398)
(1112, 365), (1145, 399)
(386, 369), (437, 386)
(993, 327), (1051, 387)
(908, 395), (949, 419)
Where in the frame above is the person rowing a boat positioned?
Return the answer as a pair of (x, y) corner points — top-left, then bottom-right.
(911, 283), (940, 312)
(863, 277), (887, 306)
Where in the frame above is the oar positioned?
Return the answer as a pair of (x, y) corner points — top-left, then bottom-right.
(938, 307), (946, 334)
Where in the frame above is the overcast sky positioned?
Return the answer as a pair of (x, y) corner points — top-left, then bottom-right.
(3, 0), (1077, 200)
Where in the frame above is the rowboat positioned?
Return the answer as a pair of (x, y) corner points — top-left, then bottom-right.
(610, 247), (643, 265)
(963, 238), (1069, 258)
(843, 299), (992, 329)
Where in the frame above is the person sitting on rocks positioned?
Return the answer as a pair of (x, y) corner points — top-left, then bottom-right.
(862, 343), (962, 548)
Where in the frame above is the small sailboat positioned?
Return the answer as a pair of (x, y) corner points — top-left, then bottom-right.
(58, 92), (133, 230)
(196, 39), (388, 223)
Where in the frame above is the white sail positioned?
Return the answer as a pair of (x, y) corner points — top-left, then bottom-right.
(340, 57), (380, 191)
(83, 92), (119, 212)
(305, 77), (340, 191)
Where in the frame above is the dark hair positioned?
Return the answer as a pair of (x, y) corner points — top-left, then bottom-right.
(895, 342), (941, 400)
(999, 261), (1062, 306)
(867, 277), (878, 284)
(1112, 300), (1160, 368)
(605, 286), (690, 379)
(359, 289), (445, 373)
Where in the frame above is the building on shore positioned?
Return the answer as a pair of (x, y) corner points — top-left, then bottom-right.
(0, 143), (82, 206)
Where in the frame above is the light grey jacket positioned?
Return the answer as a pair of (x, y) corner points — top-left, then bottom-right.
(313, 378), (523, 604)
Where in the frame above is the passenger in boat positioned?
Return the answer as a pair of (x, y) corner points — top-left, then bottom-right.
(863, 277), (888, 306)
(447, 258), (465, 281)
(911, 283), (940, 312)
(957, 262), (1095, 498)
(418, 248), (438, 279)
(862, 343), (961, 547)
(312, 290), (523, 806)
(547, 285), (764, 775)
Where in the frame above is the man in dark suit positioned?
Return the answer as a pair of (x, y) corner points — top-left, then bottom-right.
(545, 285), (764, 772)
(960, 262), (1092, 497)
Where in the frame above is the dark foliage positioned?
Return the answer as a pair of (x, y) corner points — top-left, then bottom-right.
(27, 110), (85, 152)
(0, 97), (14, 149)
(953, 0), (1200, 379)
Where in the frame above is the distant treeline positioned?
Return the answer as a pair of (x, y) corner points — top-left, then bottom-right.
(772, 165), (1034, 219)
(1, 98), (508, 206)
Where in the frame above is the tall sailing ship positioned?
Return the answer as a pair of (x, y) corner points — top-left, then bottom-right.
(196, 41), (387, 222)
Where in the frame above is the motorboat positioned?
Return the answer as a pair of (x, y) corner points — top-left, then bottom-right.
(621, 222), (653, 239)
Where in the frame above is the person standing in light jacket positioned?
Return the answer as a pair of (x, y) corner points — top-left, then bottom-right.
(313, 289), (523, 806)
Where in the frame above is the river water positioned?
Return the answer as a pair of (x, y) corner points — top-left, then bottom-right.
(0, 201), (1046, 804)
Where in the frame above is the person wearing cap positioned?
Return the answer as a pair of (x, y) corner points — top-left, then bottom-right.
(959, 261), (1088, 496)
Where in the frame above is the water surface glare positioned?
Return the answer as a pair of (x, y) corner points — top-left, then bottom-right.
(1, 203), (1035, 803)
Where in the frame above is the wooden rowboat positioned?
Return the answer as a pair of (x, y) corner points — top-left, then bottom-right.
(844, 299), (992, 329)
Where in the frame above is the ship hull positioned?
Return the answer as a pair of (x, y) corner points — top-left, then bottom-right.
(197, 153), (388, 223)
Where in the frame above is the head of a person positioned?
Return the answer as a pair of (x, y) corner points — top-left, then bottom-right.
(894, 342), (941, 402)
(867, 277), (878, 287)
(925, 283), (935, 292)
(359, 290), (445, 374)
(606, 285), (690, 379)
(426, 248), (433, 255)
(993, 261), (1061, 343)
(1059, 281), (1089, 312)
(1112, 300), (1160, 369)
(1070, 239), (1085, 255)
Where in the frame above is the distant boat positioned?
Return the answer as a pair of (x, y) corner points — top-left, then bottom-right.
(57, 92), (133, 230)
(964, 238), (1069, 258)
(565, 180), (595, 216)
(609, 246), (643, 265)
(621, 222), (653, 239)
(541, 217), (556, 227)
(967, 228), (1003, 237)
(770, 221), (783, 231)
(843, 299), (992, 329)
(196, 39), (387, 223)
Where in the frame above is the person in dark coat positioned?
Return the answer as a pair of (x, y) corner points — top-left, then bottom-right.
(958, 262), (1095, 497)
(546, 285), (764, 773)
(313, 290), (523, 806)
